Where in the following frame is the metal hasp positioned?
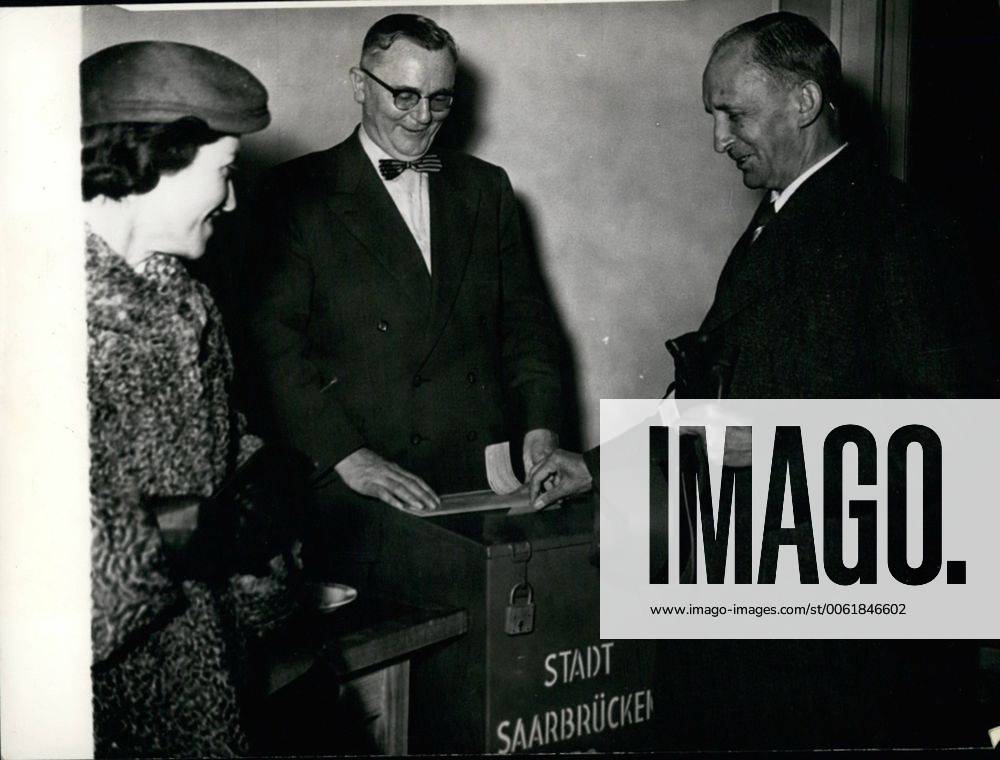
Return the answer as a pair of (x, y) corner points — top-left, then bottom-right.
(505, 541), (535, 634)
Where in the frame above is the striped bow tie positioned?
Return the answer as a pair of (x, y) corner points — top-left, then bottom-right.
(378, 154), (442, 180)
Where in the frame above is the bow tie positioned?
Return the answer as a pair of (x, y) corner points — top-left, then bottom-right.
(378, 154), (442, 180)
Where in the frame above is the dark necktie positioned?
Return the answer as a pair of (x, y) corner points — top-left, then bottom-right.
(378, 154), (442, 180)
(750, 197), (777, 244)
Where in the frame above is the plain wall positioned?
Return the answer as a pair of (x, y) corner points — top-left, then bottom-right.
(82, 0), (771, 448)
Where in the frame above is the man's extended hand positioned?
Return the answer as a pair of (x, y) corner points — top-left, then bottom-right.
(681, 422), (752, 469)
(335, 448), (441, 512)
(721, 425), (752, 468)
(523, 428), (558, 479)
(527, 448), (593, 510)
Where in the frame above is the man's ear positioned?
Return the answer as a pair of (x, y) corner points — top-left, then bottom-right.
(795, 80), (824, 127)
(349, 67), (366, 105)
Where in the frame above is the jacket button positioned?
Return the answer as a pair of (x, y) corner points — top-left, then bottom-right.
(412, 374), (426, 388)
(411, 433), (423, 445)
(466, 371), (477, 385)
(466, 430), (477, 442)
(377, 319), (389, 332)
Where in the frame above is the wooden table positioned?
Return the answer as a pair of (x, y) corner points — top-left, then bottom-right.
(249, 593), (468, 754)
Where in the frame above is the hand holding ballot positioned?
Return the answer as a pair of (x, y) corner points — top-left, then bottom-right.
(528, 449), (594, 510)
(522, 428), (559, 478)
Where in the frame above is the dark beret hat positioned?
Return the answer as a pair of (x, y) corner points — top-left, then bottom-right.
(81, 41), (270, 133)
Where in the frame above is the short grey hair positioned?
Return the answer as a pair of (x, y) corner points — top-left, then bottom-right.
(360, 14), (458, 67)
(712, 12), (842, 107)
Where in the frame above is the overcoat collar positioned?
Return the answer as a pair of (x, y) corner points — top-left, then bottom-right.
(86, 229), (207, 341)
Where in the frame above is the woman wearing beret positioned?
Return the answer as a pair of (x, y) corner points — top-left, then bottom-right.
(82, 41), (285, 756)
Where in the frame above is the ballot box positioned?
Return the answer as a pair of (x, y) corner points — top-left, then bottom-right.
(320, 496), (661, 754)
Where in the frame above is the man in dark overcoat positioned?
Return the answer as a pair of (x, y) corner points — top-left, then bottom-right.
(246, 14), (561, 517)
(528, 11), (985, 750)
(696, 15), (980, 400)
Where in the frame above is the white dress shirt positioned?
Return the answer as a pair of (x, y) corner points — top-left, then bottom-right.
(359, 125), (432, 273)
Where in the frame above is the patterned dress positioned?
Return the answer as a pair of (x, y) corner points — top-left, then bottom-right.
(88, 229), (263, 757)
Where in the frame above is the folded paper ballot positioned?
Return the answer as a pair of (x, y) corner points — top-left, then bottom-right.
(415, 441), (548, 517)
(423, 487), (535, 517)
(485, 440), (523, 495)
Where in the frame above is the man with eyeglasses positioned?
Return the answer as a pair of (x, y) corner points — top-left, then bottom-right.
(247, 14), (561, 527)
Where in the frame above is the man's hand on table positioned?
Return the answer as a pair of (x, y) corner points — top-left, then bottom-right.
(527, 448), (593, 510)
(335, 447), (441, 513)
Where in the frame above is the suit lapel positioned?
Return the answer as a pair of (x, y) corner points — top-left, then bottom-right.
(699, 196), (768, 331)
(426, 161), (480, 337)
(702, 203), (807, 331)
(324, 133), (433, 310)
(701, 149), (853, 333)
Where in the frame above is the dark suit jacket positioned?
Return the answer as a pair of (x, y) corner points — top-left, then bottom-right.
(584, 146), (987, 494)
(699, 143), (986, 398)
(662, 144), (982, 749)
(246, 131), (561, 493)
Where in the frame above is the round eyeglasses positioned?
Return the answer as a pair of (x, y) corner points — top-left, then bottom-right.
(359, 67), (454, 112)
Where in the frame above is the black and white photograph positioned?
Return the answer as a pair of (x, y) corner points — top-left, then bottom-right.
(1, 0), (999, 756)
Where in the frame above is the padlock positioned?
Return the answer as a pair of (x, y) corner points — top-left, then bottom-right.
(504, 581), (535, 635)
